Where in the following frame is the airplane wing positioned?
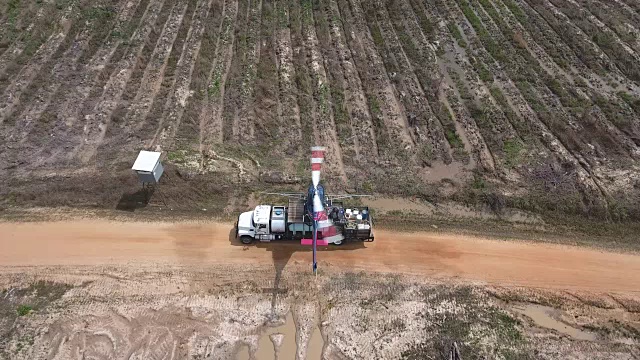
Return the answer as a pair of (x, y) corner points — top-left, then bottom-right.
(326, 194), (372, 201)
(262, 192), (306, 199)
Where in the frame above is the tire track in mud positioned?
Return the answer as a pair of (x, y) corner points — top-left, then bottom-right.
(336, 0), (405, 163)
(327, 0), (378, 164)
(274, 0), (302, 152)
(0, 3), (76, 125)
(301, 0), (347, 182)
(198, 0), (238, 156)
(114, 1), (190, 146)
(74, 0), (177, 163)
(150, 0), (215, 149)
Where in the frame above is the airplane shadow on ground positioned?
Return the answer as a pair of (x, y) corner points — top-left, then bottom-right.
(227, 227), (367, 315)
(115, 187), (154, 212)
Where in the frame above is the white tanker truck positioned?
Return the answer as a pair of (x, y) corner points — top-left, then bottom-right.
(235, 197), (374, 246)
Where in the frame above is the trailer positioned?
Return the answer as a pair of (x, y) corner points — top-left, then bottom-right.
(236, 198), (374, 245)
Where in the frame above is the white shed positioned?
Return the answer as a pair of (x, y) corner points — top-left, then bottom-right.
(132, 150), (164, 184)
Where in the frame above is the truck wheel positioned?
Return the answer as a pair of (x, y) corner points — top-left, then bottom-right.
(333, 239), (344, 246)
(240, 236), (254, 245)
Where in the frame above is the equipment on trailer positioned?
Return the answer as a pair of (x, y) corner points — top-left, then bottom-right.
(235, 146), (374, 274)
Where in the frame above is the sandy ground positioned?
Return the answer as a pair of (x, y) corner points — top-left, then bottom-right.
(1, 220), (639, 295)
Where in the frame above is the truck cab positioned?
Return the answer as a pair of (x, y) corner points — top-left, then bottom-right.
(236, 205), (286, 244)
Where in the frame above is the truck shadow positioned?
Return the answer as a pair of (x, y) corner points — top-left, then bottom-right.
(227, 227), (367, 315)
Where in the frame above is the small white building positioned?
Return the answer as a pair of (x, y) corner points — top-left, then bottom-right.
(132, 150), (164, 184)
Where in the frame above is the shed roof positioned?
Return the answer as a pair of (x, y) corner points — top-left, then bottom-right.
(132, 151), (161, 172)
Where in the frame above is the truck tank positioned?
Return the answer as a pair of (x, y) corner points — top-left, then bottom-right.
(270, 206), (286, 233)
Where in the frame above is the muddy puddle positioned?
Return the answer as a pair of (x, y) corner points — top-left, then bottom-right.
(513, 304), (596, 341)
(236, 312), (323, 360)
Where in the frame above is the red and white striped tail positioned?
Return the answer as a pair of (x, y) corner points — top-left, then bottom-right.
(311, 146), (325, 187)
(310, 146), (343, 244)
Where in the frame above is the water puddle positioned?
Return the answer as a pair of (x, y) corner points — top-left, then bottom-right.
(513, 304), (597, 341)
(236, 312), (324, 360)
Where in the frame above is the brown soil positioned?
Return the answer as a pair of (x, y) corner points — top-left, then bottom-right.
(2, 220), (639, 295)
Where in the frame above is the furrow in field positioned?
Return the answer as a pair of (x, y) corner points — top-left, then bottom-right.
(173, 0), (225, 148)
(301, 0), (347, 182)
(0, 2), (51, 80)
(123, 0), (199, 158)
(619, 0), (640, 17)
(367, 0), (424, 153)
(0, 0), (38, 59)
(577, 0), (640, 54)
(549, 0), (640, 83)
(197, 0), (238, 154)
(273, 0), (302, 152)
(121, 2), (189, 142)
(455, 0), (610, 201)
(288, 0), (314, 150)
(14, 1), (135, 149)
(0, 3), (77, 125)
(394, 0), (481, 164)
(490, 0), (638, 156)
(313, 0), (358, 167)
(73, 0), (173, 163)
(491, 0), (573, 83)
(32, 0), (148, 167)
(233, 0), (263, 143)
(611, 0), (640, 26)
(522, 0), (616, 78)
(443, 0), (522, 167)
(150, 0), (215, 149)
(425, 0), (495, 168)
(339, 0), (409, 165)
(51, 0), (150, 132)
(327, 0), (378, 163)
(333, 0), (389, 163)
(502, 0), (634, 95)
(484, 0), (639, 157)
(252, 0), (287, 151)
(219, 0), (251, 144)
(12, 27), (95, 144)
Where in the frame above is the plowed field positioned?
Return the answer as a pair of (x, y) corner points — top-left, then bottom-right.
(2, 0), (640, 220)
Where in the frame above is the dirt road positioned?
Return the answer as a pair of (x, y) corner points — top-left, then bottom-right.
(1, 220), (639, 294)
